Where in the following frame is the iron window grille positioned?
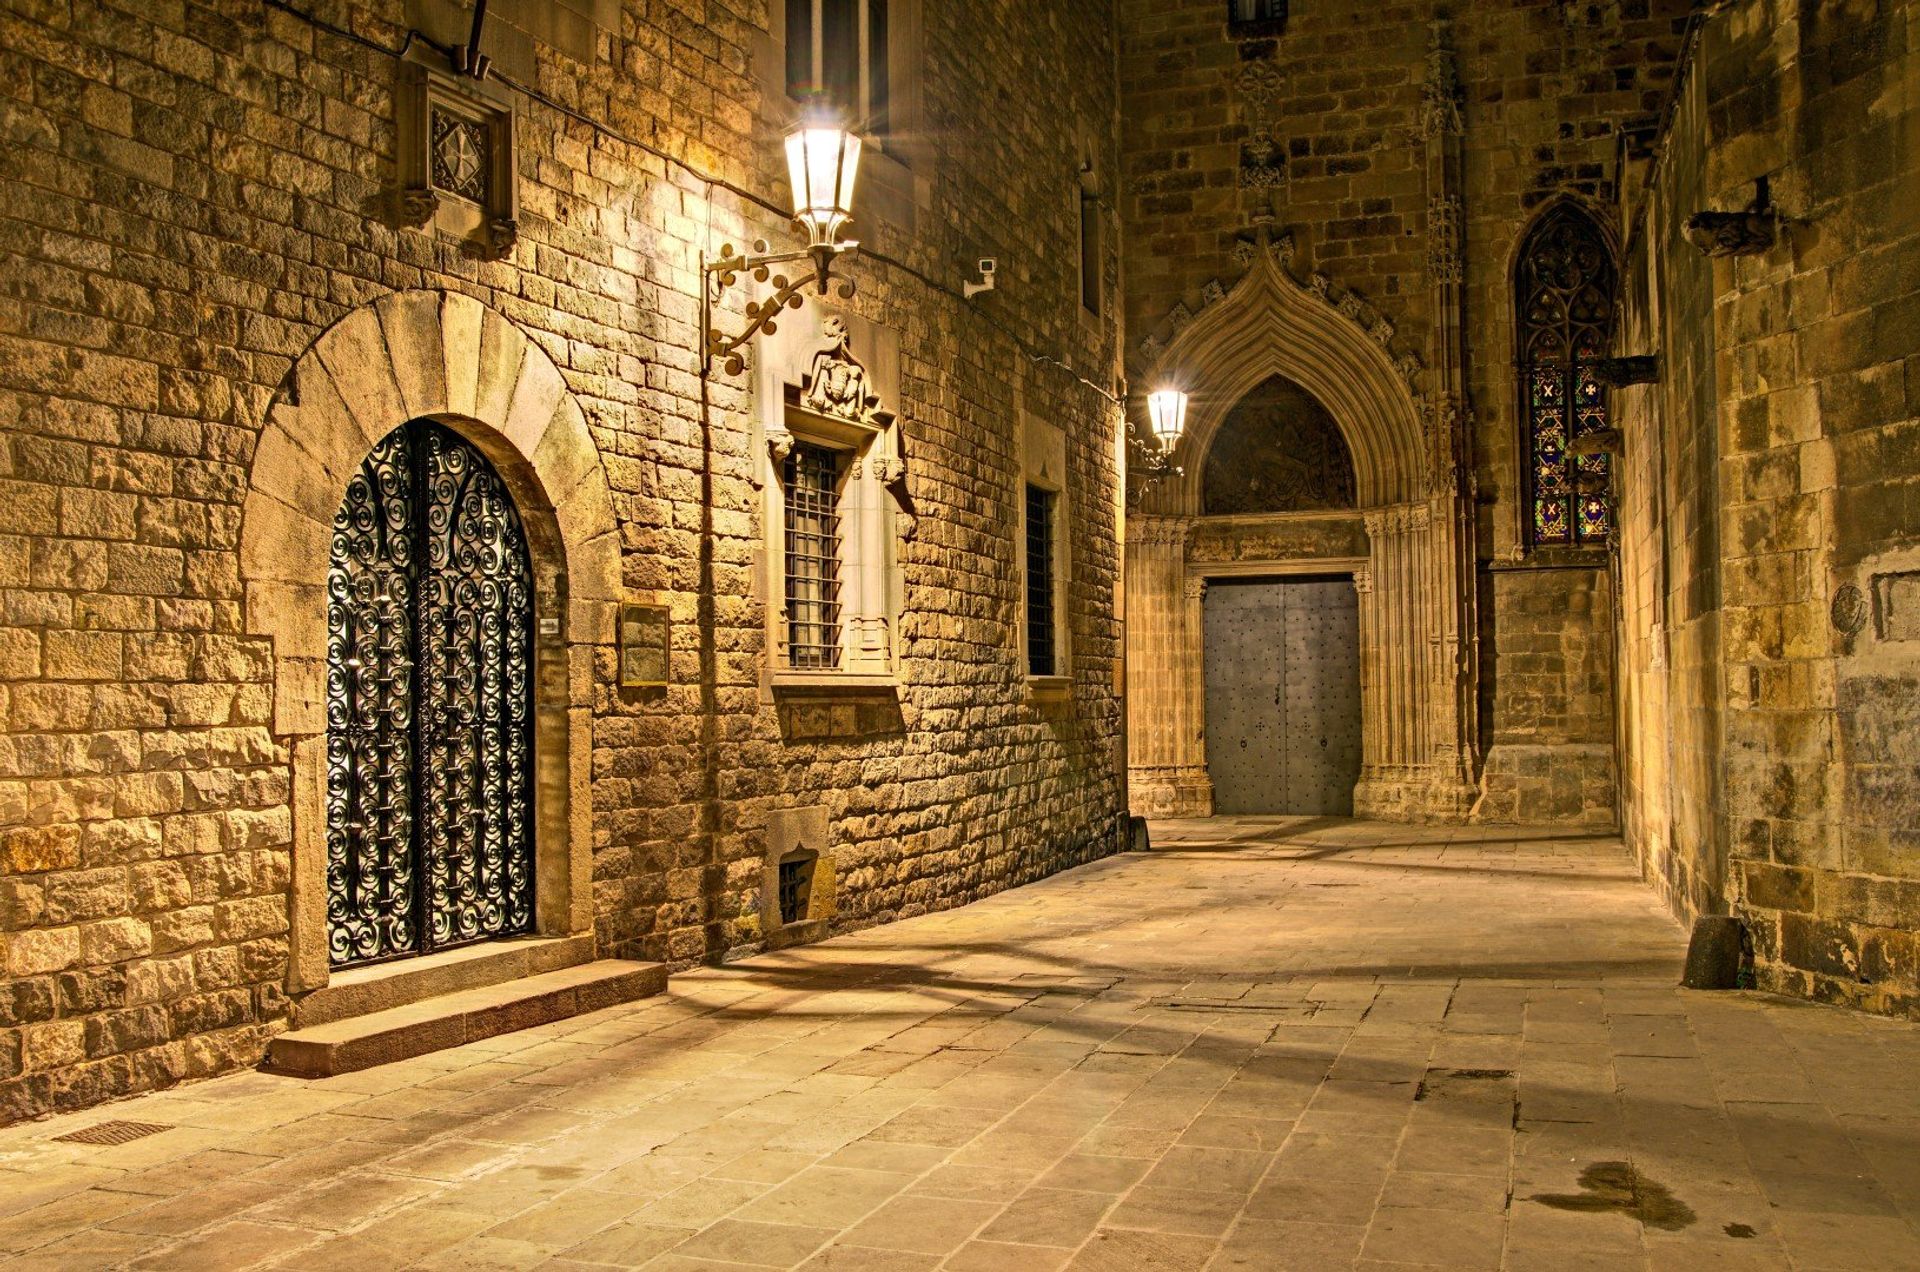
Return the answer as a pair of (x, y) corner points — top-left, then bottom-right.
(1026, 484), (1058, 677)
(778, 854), (815, 925)
(1517, 204), (1616, 547)
(784, 442), (845, 669)
(787, 0), (890, 138)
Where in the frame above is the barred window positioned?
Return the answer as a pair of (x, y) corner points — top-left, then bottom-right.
(787, 0), (890, 137)
(784, 443), (843, 669)
(1516, 204), (1615, 547)
(1026, 484), (1057, 677)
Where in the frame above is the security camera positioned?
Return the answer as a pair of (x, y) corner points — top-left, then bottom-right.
(965, 258), (998, 300)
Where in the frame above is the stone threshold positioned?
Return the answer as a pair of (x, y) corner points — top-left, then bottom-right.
(266, 958), (668, 1078)
(295, 933), (600, 1028)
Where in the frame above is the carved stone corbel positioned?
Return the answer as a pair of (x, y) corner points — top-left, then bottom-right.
(399, 185), (440, 229)
(1593, 355), (1659, 387)
(767, 428), (796, 465)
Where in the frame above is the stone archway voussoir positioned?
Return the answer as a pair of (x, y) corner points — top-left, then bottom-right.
(440, 291), (488, 419)
(474, 308), (532, 430)
(312, 308), (407, 452)
(501, 342), (570, 461)
(376, 290), (451, 422)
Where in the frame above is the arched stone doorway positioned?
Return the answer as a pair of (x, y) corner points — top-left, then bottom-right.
(1126, 235), (1479, 822)
(240, 290), (619, 994)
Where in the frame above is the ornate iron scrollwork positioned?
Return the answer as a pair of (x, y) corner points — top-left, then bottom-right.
(326, 421), (534, 968)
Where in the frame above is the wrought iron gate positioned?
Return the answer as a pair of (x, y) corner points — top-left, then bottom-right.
(1203, 576), (1362, 816)
(325, 420), (535, 968)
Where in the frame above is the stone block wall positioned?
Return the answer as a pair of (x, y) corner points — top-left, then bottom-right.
(0, 0), (1126, 1123)
(1474, 564), (1616, 827)
(1616, 0), (1920, 1019)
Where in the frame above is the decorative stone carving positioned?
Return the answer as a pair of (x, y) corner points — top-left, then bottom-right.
(1368, 317), (1395, 347)
(1832, 582), (1869, 653)
(1419, 20), (1464, 139)
(1338, 293), (1365, 321)
(1141, 333), (1165, 360)
(1353, 567), (1373, 594)
(1685, 178), (1778, 257)
(1395, 351), (1422, 385)
(1426, 194), (1462, 285)
(1685, 208), (1776, 256)
(1231, 239), (1257, 269)
(799, 318), (896, 432)
(1127, 516), (1191, 549)
(767, 428), (796, 465)
(1169, 302), (1194, 332)
(1236, 59), (1286, 190)
(1183, 576), (1208, 603)
(399, 185), (440, 229)
(481, 215), (518, 261)
(872, 456), (907, 487)
(1594, 355), (1659, 386)
(1202, 279), (1227, 307)
(1309, 271), (1331, 299)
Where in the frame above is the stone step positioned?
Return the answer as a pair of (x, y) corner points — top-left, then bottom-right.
(266, 959), (667, 1078)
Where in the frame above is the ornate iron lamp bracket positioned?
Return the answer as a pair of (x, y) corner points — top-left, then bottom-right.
(703, 239), (858, 376)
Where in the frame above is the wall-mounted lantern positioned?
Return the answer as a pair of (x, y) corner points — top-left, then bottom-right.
(1147, 388), (1189, 449)
(704, 114), (863, 376)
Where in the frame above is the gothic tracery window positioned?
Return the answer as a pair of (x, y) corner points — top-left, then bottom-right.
(1517, 204), (1616, 547)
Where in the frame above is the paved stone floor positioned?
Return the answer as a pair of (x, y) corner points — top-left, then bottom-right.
(3, 818), (1920, 1271)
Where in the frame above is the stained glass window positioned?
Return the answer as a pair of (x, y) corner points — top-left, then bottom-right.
(1517, 205), (1615, 547)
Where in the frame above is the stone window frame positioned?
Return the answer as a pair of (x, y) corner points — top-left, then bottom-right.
(1020, 413), (1073, 700)
(239, 290), (619, 999)
(764, 404), (901, 687)
(395, 61), (519, 261)
(1510, 197), (1619, 558)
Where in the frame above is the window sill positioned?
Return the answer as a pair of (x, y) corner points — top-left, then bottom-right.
(1026, 674), (1073, 703)
(771, 672), (900, 697)
(1489, 546), (1611, 572)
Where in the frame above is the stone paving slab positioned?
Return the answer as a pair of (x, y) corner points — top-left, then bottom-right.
(2, 817), (1918, 1270)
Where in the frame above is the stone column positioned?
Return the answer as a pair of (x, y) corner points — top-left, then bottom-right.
(1356, 503), (1440, 817)
(1125, 516), (1212, 816)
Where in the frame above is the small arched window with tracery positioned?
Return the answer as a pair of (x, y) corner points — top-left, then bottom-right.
(1516, 204), (1615, 547)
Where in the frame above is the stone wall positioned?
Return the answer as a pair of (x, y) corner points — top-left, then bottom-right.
(1615, 0), (1920, 1019)
(0, 0), (1126, 1123)
(1116, 0), (1691, 826)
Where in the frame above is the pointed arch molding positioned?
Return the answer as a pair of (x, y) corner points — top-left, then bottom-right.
(1125, 249), (1479, 823)
(240, 289), (616, 995)
(1140, 247), (1426, 513)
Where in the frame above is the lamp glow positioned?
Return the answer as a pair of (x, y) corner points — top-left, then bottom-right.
(784, 124), (862, 249)
(1147, 388), (1189, 449)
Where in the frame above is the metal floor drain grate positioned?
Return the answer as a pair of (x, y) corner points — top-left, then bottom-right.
(52, 1120), (171, 1146)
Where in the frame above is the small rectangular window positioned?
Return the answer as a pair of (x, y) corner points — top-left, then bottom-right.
(784, 443), (844, 669)
(778, 853), (815, 925)
(1079, 191), (1102, 317)
(1230, 0), (1285, 20)
(1026, 484), (1057, 677)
